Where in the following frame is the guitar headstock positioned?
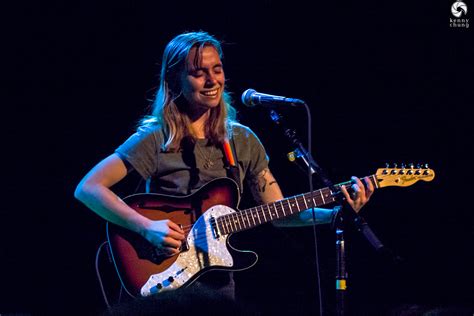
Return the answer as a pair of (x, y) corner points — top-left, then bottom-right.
(375, 163), (435, 188)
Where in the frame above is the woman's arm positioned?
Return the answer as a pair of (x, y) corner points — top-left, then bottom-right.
(74, 153), (184, 255)
(248, 168), (373, 227)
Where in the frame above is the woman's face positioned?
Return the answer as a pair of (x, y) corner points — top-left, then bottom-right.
(180, 45), (225, 114)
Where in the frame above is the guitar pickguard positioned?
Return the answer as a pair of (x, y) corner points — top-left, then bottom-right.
(141, 205), (235, 296)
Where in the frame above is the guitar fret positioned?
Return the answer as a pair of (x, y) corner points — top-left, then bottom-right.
(271, 203), (277, 219)
(328, 188), (336, 203)
(252, 208), (258, 225)
(234, 213), (242, 231)
(224, 216), (231, 234)
(274, 203), (281, 218)
(224, 214), (231, 233)
(296, 196), (304, 211)
(244, 211), (251, 228)
(250, 208), (257, 226)
(218, 219), (226, 235)
(215, 219), (222, 235)
(303, 195), (308, 210)
(230, 213), (237, 232)
(273, 203), (280, 218)
(241, 212), (248, 229)
(294, 197), (301, 212)
(288, 200), (294, 214)
(258, 205), (266, 222)
(279, 201), (286, 216)
(234, 213), (241, 231)
(319, 190), (326, 205)
(236, 213), (243, 231)
(238, 213), (244, 230)
(223, 215), (230, 233)
(311, 192), (320, 207)
(255, 207), (262, 224)
(267, 205), (273, 220)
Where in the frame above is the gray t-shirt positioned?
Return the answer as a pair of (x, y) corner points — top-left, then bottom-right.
(115, 122), (269, 297)
(115, 122), (269, 196)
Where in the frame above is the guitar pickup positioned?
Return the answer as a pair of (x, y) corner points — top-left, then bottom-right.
(210, 216), (220, 239)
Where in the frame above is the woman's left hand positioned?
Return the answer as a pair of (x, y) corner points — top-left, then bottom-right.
(340, 176), (374, 213)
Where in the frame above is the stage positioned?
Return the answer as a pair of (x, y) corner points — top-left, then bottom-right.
(1, 1), (472, 314)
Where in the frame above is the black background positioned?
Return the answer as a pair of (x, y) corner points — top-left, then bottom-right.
(1, 0), (473, 314)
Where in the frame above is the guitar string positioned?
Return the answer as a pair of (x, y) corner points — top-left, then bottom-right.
(157, 180), (370, 232)
(168, 190), (339, 244)
(180, 189), (335, 230)
(164, 173), (415, 231)
(156, 174), (421, 250)
(177, 194), (331, 234)
(157, 173), (416, 233)
(175, 178), (384, 235)
(174, 178), (403, 242)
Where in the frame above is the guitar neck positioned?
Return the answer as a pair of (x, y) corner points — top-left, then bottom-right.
(216, 175), (378, 234)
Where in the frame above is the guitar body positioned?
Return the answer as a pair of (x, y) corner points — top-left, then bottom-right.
(107, 177), (258, 297)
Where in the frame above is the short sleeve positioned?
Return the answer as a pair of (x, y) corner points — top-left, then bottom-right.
(115, 125), (162, 180)
(232, 123), (269, 180)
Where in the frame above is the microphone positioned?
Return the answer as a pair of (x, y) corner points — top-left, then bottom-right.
(241, 89), (305, 108)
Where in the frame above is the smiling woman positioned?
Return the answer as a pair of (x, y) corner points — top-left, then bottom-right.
(139, 31), (236, 151)
(74, 30), (371, 310)
(180, 45), (226, 138)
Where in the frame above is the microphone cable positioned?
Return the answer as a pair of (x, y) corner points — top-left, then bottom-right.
(303, 102), (324, 316)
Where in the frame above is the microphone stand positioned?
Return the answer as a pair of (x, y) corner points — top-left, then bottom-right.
(269, 110), (392, 316)
(269, 110), (344, 315)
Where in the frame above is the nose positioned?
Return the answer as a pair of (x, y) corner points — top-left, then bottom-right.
(205, 72), (218, 85)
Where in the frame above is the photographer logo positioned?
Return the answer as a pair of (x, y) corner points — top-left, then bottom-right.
(450, 0), (469, 28)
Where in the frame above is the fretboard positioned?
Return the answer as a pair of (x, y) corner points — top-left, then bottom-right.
(216, 174), (378, 235)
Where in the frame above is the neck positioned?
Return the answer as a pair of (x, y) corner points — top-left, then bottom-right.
(189, 109), (210, 139)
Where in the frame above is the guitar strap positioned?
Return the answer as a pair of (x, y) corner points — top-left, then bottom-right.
(222, 136), (242, 196)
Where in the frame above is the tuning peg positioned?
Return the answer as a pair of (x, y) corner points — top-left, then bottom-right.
(423, 164), (431, 175)
(393, 163), (398, 168)
(401, 163), (406, 169)
(382, 163), (389, 175)
(409, 163), (414, 168)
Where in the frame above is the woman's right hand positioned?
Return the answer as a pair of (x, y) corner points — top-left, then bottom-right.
(141, 219), (185, 256)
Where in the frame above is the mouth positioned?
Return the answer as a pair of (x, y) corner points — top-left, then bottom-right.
(200, 89), (219, 98)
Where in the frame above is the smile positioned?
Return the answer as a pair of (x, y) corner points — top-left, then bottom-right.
(201, 89), (219, 97)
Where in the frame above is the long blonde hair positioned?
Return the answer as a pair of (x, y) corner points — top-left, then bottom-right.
(141, 31), (236, 151)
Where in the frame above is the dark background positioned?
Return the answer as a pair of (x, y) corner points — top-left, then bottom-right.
(1, 0), (473, 314)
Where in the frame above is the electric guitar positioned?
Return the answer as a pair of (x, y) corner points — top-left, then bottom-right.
(107, 165), (435, 297)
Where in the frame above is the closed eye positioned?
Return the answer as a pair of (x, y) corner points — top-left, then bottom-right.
(190, 69), (204, 77)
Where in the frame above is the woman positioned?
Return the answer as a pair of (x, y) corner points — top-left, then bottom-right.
(74, 31), (373, 300)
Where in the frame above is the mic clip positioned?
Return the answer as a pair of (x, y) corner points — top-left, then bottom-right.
(287, 148), (316, 175)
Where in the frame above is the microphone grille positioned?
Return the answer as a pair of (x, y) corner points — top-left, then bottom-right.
(241, 89), (256, 107)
